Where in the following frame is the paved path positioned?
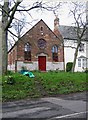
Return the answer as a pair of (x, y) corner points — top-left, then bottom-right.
(2, 91), (87, 119)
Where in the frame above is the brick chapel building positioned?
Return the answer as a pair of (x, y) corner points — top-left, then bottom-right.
(8, 17), (64, 72)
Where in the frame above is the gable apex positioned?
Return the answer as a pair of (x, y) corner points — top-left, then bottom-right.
(8, 19), (63, 53)
(37, 19), (49, 27)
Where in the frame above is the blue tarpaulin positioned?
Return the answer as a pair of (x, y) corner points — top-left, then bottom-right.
(20, 70), (35, 78)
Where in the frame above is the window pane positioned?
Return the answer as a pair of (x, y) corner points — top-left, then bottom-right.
(52, 45), (58, 53)
(82, 59), (86, 68)
(24, 51), (31, 61)
(53, 53), (58, 62)
(25, 43), (31, 51)
(52, 47), (54, 53)
(55, 46), (58, 53)
(52, 45), (58, 62)
(24, 43), (31, 61)
(78, 59), (81, 67)
(79, 43), (84, 52)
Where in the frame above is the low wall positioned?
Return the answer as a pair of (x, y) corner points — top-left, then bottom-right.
(8, 61), (64, 72)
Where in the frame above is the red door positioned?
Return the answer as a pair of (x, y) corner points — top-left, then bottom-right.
(38, 56), (46, 71)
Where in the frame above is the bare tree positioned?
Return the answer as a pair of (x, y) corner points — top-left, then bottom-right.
(68, 2), (87, 72)
(1, 0), (21, 75)
(12, 17), (26, 39)
(0, 0), (61, 75)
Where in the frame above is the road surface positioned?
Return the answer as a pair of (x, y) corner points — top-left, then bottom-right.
(2, 91), (88, 119)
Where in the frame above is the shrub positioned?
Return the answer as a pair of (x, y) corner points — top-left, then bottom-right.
(84, 69), (88, 73)
(7, 70), (14, 75)
(6, 76), (15, 85)
(66, 62), (73, 72)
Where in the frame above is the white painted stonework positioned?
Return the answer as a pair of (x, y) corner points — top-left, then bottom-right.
(17, 61), (38, 71)
(8, 61), (64, 72)
(46, 62), (64, 71)
(8, 64), (15, 72)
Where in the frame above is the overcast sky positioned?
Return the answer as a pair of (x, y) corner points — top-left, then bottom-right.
(13, 0), (86, 32)
(5, 0), (86, 49)
(14, 1), (75, 31)
(0, 0), (86, 30)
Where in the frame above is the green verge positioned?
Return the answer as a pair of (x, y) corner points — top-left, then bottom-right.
(2, 72), (41, 102)
(34, 71), (87, 95)
(2, 71), (88, 102)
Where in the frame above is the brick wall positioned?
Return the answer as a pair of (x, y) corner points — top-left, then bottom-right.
(17, 20), (64, 62)
(8, 19), (64, 71)
(8, 45), (17, 65)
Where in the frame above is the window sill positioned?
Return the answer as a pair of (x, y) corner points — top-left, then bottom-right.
(24, 61), (33, 64)
(52, 62), (59, 64)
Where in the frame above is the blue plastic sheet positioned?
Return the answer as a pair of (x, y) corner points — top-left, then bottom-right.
(20, 70), (35, 78)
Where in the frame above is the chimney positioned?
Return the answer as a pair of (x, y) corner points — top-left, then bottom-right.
(54, 16), (61, 36)
(54, 16), (59, 31)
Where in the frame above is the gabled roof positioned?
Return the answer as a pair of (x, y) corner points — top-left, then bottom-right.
(78, 55), (88, 59)
(8, 19), (62, 53)
(59, 25), (86, 41)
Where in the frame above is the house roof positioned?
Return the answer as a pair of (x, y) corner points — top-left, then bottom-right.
(8, 19), (62, 53)
(59, 25), (87, 41)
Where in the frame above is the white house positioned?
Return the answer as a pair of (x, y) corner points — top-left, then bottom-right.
(59, 25), (88, 72)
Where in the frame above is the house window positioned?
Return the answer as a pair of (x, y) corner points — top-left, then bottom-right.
(40, 26), (43, 31)
(52, 45), (58, 62)
(78, 58), (81, 67)
(79, 43), (84, 52)
(38, 39), (46, 49)
(24, 42), (31, 61)
(82, 59), (86, 68)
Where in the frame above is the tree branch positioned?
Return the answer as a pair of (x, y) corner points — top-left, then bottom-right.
(17, 2), (61, 12)
(17, 5), (42, 11)
(14, 17), (33, 26)
(5, 1), (22, 30)
(8, 29), (18, 38)
(80, 24), (87, 39)
(0, 4), (2, 9)
(1, 4), (10, 17)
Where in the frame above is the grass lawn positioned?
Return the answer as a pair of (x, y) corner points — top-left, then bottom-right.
(2, 71), (88, 102)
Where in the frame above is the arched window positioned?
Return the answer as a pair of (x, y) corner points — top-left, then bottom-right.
(24, 42), (31, 61)
(40, 26), (43, 31)
(52, 45), (58, 62)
